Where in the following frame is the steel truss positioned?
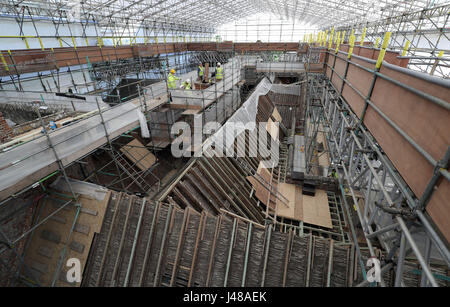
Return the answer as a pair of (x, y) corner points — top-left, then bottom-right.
(2, 1), (447, 48)
(305, 73), (449, 287)
(0, 1), (215, 58)
(334, 4), (450, 78)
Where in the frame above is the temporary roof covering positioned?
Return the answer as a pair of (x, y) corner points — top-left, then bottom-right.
(1, 0), (448, 29)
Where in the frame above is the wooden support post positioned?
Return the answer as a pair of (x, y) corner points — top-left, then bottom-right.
(204, 62), (209, 83)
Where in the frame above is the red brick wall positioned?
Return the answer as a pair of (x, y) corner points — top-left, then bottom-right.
(0, 111), (13, 144)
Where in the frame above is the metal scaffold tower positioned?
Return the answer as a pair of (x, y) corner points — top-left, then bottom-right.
(0, 0), (448, 288)
(303, 39), (450, 286)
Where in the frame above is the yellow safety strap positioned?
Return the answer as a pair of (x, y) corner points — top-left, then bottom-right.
(348, 35), (355, 59)
(72, 36), (77, 50)
(374, 37), (379, 48)
(381, 32), (391, 49)
(360, 27), (367, 46)
(0, 52), (9, 71)
(335, 32), (341, 53)
(376, 32), (391, 69)
(328, 31), (334, 50)
(38, 37), (44, 50)
(401, 40), (410, 56)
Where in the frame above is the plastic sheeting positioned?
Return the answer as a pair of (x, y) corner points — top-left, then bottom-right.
(270, 84), (302, 96)
(137, 109), (150, 138)
(0, 100), (142, 199)
(293, 135), (306, 174)
(256, 62), (305, 73)
(50, 176), (108, 201)
(0, 90), (107, 112)
(204, 77), (273, 152)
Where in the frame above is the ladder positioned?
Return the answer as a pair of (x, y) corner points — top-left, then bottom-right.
(108, 150), (153, 194)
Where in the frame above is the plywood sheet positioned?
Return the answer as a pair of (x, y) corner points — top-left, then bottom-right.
(330, 55), (345, 91)
(426, 179), (450, 243)
(266, 118), (279, 141)
(367, 65), (450, 198)
(257, 162), (272, 183)
(23, 190), (110, 287)
(246, 163), (274, 207)
(275, 183), (302, 221)
(273, 183), (332, 229)
(120, 139), (156, 171)
(334, 55), (449, 241)
(272, 107), (282, 123)
(341, 57), (373, 117)
(302, 189), (333, 229)
(247, 176), (269, 207)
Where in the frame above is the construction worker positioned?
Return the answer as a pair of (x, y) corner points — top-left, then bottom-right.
(197, 63), (204, 81)
(167, 69), (180, 89)
(330, 169), (338, 179)
(180, 80), (191, 90)
(49, 120), (57, 130)
(216, 62), (223, 81)
(41, 120), (57, 134)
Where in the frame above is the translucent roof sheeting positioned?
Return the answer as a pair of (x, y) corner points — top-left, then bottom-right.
(0, 0), (447, 29)
(217, 13), (319, 42)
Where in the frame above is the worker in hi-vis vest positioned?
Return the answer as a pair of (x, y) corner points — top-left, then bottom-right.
(215, 62), (223, 81)
(180, 79), (191, 90)
(331, 169), (338, 179)
(167, 69), (180, 89)
(198, 63), (204, 81)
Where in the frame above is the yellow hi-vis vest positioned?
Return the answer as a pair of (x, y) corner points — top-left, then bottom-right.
(216, 66), (223, 80)
(198, 65), (204, 77)
(183, 82), (191, 90)
(167, 73), (178, 89)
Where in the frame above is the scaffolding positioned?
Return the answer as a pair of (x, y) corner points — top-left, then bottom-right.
(0, 0), (448, 288)
(304, 44), (450, 287)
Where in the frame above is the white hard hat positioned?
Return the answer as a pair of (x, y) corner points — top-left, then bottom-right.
(217, 62), (221, 66)
(185, 79), (190, 83)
